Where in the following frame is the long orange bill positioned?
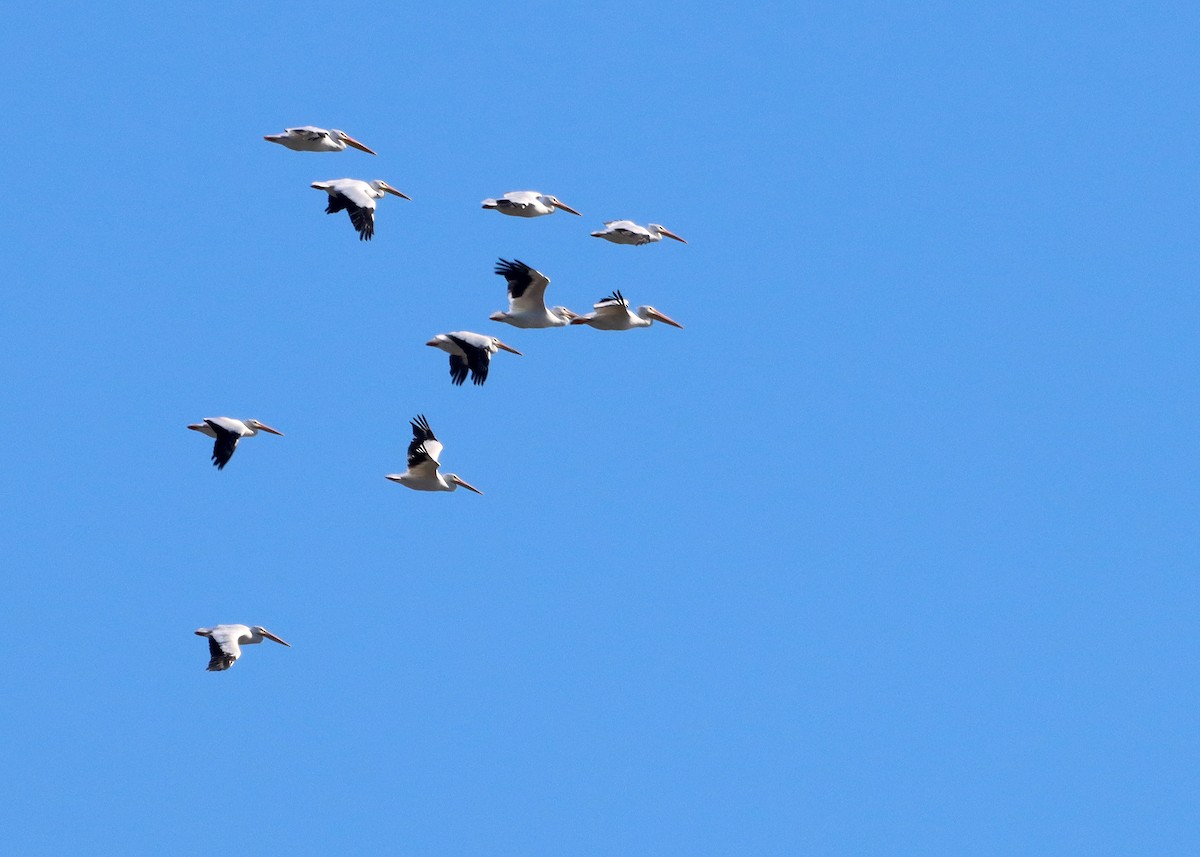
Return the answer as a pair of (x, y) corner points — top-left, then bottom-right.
(261, 630), (291, 647)
(648, 310), (684, 329)
(554, 201), (583, 216)
(496, 341), (523, 355)
(258, 424), (285, 436)
(384, 186), (411, 200)
(343, 135), (378, 155)
(452, 476), (484, 495)
(661, 229), (688, 244)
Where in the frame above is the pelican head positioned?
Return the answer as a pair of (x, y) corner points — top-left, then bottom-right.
(638, 306), (684, 329)
(370, 180), (411, 200)
(550, 306), (578, 322)
(330, 129), (377, 155)
(244, 419), (285, 436)
(252, 626), (291, 647)
(649, 224), (688, 244)
(446, 474), (484, 495)
(542, 195), (582, 216)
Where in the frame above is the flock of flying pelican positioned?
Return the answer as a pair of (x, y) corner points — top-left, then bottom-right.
(193, 124), (687, 670)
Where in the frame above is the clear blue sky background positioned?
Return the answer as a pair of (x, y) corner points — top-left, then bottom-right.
(2, 2), (1197, 854)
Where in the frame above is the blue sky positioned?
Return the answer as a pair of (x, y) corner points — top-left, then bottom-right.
(2, 2), (1198, 854)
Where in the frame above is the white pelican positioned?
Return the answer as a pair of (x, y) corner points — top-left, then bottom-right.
(187, 417), (284, 470)
(426, 331), (522, 386)
(570, 291), (684, 330)
(311, 178), (410, 241)
(194, 624), (290, 671)
(481, 191), (582, 217)
(489, 258), (577, 328)
(386, 415), (484, 495)
(264, 126), (377, 155)
(591, 220), (687, 245)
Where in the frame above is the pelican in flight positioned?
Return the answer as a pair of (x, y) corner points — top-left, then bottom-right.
(591, 220), (688, 245)
(426, 331), (522, 386)
(571, 291), (684, 331)
(311, 178), (410, 241)
(386, 415), (483, 494)
(194, 624), (291, 671)
(187, 417), (284, 470)
(489, 258), (577, 328)
(263, 126), (377, 154)
(481, 191), (582, 217)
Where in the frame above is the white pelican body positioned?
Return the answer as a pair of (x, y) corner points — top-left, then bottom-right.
(194, 624), (291, 671)
(186, 417), (284, 470)
(426, 331), (523, 386)
(489, 258), (577, 328)
(481, 191), (582, 218)
(311, 178), (410, 241)
(570, 291), (685, 331)
(386, 415), (484, 494)
(591, 220), (687, 245)
(264, 126), (377, 154)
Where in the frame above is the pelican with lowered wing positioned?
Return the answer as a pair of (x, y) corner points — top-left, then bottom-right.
(194, 624), (291, 671)
(187, 417), (283, 470)
(426, 331), (522, 386)
(311, 178), (410, 241)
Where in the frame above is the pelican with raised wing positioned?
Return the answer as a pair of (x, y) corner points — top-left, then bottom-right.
(386, 415), (483, 495)
(194, 624), (291, 671)
(264, 126), (377, 154)
(187, 417), (284, 470)
(311, 178), (410, 241)
(591, 220), (687, 245)
(481, 191), (582, 218)
(489, 258), (577, 328)
(570, 291), (684, 331)
(426, 331), (522, 386)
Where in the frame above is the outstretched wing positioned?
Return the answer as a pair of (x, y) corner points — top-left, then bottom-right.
(495, 258), (551, 313)
(204, 419), (241, 470)
(407, 415), (443, 478)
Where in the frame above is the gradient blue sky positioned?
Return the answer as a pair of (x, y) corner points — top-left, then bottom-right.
(3, 2), (1198, 854)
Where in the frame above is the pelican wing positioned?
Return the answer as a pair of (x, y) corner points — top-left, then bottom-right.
(604, 220), (652, 242)
(203, 419), (241, 470)
(615, 227), (652, 244)
(495, 258), (550, 312)
(321, 180), (377, 240)
(206, 629), (242, 671)
(326, 181), (377, 210)
(448, 354), (469, 386)
(592, 291), (630, 319)
(286, 126), (328, 141)
(407, 415), (443, 478)
(447, 334), (490, 386)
